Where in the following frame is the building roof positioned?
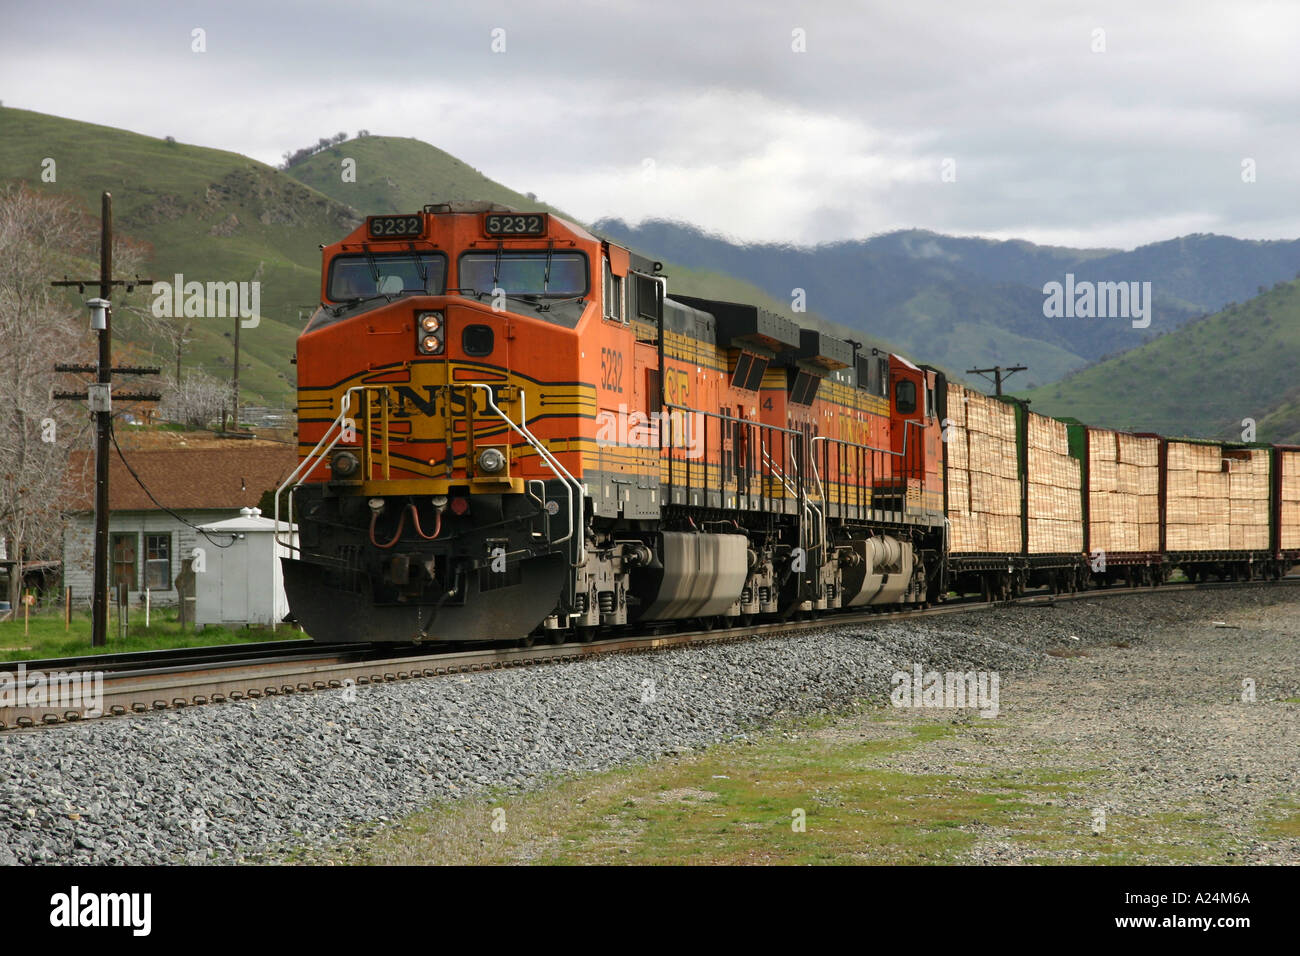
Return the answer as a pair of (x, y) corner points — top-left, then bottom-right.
(199, 508), (296, 533)
(64, 444), (299, 513)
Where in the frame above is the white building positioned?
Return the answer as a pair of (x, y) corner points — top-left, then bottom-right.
(195, 508), (298, 628)
(61, 444), (298, 607)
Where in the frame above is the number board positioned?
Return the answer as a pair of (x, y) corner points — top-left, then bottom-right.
(483, 213), (547, 237)
(367, 214), (423, 239)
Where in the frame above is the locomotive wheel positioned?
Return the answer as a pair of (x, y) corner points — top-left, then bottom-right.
(576, 626), (597, 643)
(517, 634), (536, 649)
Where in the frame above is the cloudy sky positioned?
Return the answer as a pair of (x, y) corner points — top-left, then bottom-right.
(3, 0), (1297, 249)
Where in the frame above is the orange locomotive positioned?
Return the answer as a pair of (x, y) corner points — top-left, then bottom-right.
(281, 202), (948, 643)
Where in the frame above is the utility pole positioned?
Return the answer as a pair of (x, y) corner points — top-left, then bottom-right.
(966, 364), (1028, 397)
(51, 192), (158, 647)
(232, 308), (240, 432)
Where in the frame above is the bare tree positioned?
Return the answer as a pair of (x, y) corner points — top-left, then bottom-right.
(0, 186), (98, 609)
(122, 300), (193, 386)
(158, 367), (234, 429)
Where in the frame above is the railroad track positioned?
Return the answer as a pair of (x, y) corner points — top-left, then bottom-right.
(2, 577), (1294, 732)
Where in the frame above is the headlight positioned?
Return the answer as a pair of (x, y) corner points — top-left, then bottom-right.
(476, 447), (506, 474)
(417, 312), (444, 353)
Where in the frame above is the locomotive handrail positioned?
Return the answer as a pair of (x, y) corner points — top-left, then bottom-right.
(806, 444), (829, 562)
(759, 436), (823, 588)
(787, 447), (825, 575)
(470, 384), (586, 567)
(812, 417), (928, 514)
(274, 386), (368, 551)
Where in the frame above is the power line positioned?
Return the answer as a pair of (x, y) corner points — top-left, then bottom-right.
(966, 365), (1028, 397)
(108, 425), (236, 550)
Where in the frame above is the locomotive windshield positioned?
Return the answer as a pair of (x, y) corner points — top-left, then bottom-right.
(326, 252), (447, 302)
(458, 251), (588, 297)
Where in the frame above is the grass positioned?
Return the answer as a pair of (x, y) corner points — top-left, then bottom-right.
(1260, 800), (1300, 839)
(307, 707), (1254, 866)
(0, 605), (298, 661)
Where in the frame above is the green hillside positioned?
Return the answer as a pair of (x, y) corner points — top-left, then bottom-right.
(0, 106), (364, 406)
(287, 135), (569, 218)
(2, 108), (891, 411)
(1257, 385), (1300, 444)
(1019, 279), (1300, 442)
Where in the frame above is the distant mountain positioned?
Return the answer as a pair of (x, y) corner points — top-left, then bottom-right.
(594, 219), (1300, 387)
(286, 136), (901, 357)
(1018, 277), (1300, 443)
(0, 109), (887, 409)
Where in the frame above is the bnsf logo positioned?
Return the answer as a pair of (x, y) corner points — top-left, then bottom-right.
(383, 384), (508, 419)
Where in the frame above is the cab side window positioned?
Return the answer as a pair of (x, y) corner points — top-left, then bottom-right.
(603, 260), (624, 322)
(895, 378), (917, 415)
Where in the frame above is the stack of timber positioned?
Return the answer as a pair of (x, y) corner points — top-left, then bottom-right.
(1026, 411), (1083, 553)
(1087, 428), (1160, 553)
(1281, 451), (1300, 550)
(945, 383), (1021, 552)
(1165, 441), (1269, 551)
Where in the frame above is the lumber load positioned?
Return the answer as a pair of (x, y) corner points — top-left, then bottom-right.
(945, 383), (1020, 552)
(1087, 428), (1160, 553)
(1026, 411), (1082, 553)
(1165, 441), (1269, 551)
(1281, 451), (1300, 550)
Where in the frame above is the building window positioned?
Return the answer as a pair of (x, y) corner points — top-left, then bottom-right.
(144, 534), (171, 590)
(111, 533), (138, 592)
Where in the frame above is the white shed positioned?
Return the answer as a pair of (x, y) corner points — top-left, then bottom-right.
(194, 508), (298, 628)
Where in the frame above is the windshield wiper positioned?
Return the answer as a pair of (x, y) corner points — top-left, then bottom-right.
(406, 244), (429, 291)
(330, 291), (410, 317)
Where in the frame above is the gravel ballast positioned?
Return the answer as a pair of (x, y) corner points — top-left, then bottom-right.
(1, 583), (1296, 865)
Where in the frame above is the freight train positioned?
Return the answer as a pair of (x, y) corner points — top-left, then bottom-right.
(277, 202), (1300, 643)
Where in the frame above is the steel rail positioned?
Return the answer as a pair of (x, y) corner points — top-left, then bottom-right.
(2, 577), (1294, 732)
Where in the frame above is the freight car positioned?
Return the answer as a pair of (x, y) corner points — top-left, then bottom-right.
(276, 203), (1295, 643)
